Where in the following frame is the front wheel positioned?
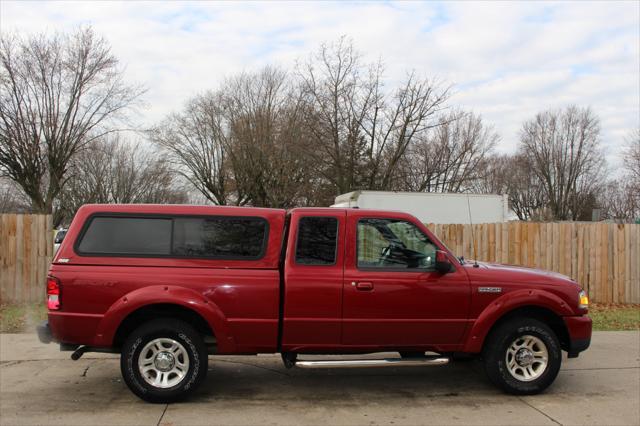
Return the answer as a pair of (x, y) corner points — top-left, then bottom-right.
(121, 319), (207, 403)
(483, 317), (561, 395)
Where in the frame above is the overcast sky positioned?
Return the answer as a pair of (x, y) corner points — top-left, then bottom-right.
(2, 1), (639, 168)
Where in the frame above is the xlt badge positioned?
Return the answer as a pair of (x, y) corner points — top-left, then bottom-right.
(478, 287), (502, 293)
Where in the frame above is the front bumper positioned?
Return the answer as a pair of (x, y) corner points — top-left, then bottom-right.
(564, 315), (592, 357)
(36, 321), (53, 344)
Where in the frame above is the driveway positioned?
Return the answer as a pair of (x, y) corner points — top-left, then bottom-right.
(1, 331), (638, 425)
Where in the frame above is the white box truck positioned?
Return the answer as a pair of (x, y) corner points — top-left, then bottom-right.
(331, 191), (509, 224)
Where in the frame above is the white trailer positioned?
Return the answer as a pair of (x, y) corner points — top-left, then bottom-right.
(331, 191), (509, 224)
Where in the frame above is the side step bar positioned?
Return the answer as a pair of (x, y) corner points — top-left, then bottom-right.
(294, 356), (449, 369)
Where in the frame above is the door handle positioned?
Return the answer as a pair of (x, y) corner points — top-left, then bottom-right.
(352, 281), (374, 291)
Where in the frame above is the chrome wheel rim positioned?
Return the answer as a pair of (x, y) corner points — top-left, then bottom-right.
(505, 334), (548, 382)
(138, 338), (190, 389)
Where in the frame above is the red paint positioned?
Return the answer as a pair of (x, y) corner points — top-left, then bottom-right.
(47, 204), (592, 357)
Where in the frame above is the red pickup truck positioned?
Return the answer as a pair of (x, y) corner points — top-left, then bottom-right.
(38, 204), (591, 403)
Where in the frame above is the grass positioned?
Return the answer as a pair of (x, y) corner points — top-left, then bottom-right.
(589, 303), (640, 331)
(0, 302), (638, 333)
(0, 303), (48, 333)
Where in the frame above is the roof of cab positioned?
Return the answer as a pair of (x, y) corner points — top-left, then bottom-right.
(75, 204), (412, 219)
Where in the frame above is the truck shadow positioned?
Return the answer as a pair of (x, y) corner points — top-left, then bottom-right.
(188, 357), (499, 402)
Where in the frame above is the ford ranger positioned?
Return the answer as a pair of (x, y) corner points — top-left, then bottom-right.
(37, 204), (591, 402)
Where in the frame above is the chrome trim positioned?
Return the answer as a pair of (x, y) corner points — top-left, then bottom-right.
(295, 357), (449, 369)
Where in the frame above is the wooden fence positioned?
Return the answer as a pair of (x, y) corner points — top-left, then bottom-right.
(426, 222), (640, 304)
(0, 214), (53, 304)
(0, 214), (638, 304)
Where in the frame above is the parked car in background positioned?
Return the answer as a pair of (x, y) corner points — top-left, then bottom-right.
(38, 204), (591, 403)
(53, 228), (67, 253)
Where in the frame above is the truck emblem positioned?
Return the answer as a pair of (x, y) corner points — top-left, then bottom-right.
(478, 287), (502, 293)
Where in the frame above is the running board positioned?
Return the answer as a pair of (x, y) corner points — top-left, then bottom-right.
(294, 356), (449, 369)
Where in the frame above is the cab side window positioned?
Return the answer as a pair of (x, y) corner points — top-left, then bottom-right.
(295, 217), (339, 265)
(357, 218), (437, 270)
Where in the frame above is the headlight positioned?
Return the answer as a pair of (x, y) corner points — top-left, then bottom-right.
(578, 290), (589, 309)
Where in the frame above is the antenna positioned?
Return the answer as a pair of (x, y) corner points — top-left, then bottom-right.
(466, 194), (479, 268)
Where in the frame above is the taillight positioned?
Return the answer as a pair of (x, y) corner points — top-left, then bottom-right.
(47, 276), (61, 310)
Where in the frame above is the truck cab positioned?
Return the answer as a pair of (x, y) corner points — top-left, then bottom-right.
(38, 204), (592, 403)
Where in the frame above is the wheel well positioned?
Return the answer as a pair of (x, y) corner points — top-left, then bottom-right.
(113, 303), (216, 350)
(483, 306), (570, 352)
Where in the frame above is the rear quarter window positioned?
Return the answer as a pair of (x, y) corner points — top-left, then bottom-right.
(172, 217), (267, 259)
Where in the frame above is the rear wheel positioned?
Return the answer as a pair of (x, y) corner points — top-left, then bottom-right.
(121, 319), (207, 403)
(483, 317), (561, 395)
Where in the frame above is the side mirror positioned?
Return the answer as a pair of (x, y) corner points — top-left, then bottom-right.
(435, 250), (453, 274)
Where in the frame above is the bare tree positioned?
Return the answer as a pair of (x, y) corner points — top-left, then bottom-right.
(0, 27), (143, 214)
(152, 67), (316, 208)
(623, 129), (640, 192)
(0, 177), (30, 213)
(599, 179), (639, 223)
(151, 92), (233, 206)
(224, 67), (316, 208)
(519, 106), (605, 220)
(474, 154), (548, 220)
(56, 137), (188, 226)
(599, 129), (640, 223)
(297, 37), (449, 200)
(399, 111), (498, 193)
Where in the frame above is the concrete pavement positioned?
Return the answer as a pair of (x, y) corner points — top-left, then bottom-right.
(1, 331), (638, 425)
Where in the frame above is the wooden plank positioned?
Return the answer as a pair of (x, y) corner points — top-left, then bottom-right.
(39, 214), (49, 303)
(576, 225), (584, 292)
(570, 223), (577, 282)
(632, 225), (637, 303)
(590, 223), (596, 300)
(564, 223), (572, 277)
(23, 215), (32, 303)
(14, 215), (23, 303)
(0, 215), (8, 304)
(501, 222), (509, 264)
(33, 214), (40, 303)
(7, 215), (17, 303)
(601, 223), (609, 303)
(556, 223), (563, 274)
(617, 224), (625, 303)
(539, 222), (546, 270)
(482, 224), (489, 262)
(36, 215), (43, 302)
(513, 222), (521, 266)
(488, 223), (496, 263)
(626, 225), (632, 304)
(611, 224), (616, 303)
(525, 223), (531, 267)
(608, 224), (614, 303)
(535, 222), (542, 269)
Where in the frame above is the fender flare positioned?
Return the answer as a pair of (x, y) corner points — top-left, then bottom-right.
(93, 285), (235, 352)
(462, 288), (573, 353)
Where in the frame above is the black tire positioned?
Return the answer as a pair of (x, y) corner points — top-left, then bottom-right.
(120, 319), (207, 403)
(483, 317), (561, 395)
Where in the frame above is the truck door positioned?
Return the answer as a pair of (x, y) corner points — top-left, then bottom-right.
(281, 209), (346, 351)
(342, 211), (471, 349)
